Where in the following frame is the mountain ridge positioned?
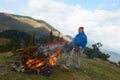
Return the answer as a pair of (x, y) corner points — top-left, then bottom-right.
(0, 12), (71, 41)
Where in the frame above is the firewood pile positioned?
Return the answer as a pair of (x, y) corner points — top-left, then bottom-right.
(11, 42), (70, 76)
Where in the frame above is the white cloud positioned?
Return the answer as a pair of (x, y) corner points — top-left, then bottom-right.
(0, 8), (13, 13)
(21, 0), (120, 52)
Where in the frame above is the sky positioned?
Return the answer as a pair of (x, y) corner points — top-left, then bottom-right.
(0, 0), (120, 53)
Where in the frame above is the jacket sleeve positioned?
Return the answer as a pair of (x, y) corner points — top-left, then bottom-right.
(70, 35), (77, 47)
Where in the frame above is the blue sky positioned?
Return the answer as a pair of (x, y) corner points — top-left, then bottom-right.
(0, 0), (120, 54)
(56, 0), (120, 11)
(0, 0), (28, 14)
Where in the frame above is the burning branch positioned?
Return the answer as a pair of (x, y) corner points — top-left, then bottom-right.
(26, 58), (46, 69)
(49, 48), (62, 66)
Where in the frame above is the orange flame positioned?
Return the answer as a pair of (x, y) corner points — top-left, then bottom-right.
(26, 58), (45, 69)
(25, 41), (63, 69)
(49, 48), (62, 66)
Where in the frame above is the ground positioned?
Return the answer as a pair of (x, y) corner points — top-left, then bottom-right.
(0, 52), (120, 80)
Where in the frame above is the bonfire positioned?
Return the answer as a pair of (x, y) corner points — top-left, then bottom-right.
(11, 41), (70, 76)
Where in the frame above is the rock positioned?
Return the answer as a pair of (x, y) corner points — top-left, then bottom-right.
(0, 65), (5, 74)
(7, 51), (14, 56)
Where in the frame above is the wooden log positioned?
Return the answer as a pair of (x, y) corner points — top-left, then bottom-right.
(58, 64), (71, 72)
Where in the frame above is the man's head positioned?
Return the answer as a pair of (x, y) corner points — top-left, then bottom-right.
(78, 26), (84, 33)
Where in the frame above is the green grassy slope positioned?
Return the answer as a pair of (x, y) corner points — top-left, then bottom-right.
(0, 53), (120, 80)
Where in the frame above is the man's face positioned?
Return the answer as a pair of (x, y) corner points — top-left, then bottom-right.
(78, 29), (83, 33)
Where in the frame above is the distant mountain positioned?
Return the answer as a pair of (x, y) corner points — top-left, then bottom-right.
(0, 12), (71, 41)
(101, 48), (120, 63)
(106, 50), (120, 63)
(65, 35), (73, 40)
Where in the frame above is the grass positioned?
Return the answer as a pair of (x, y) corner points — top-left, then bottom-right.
(0, 53), (120, 80)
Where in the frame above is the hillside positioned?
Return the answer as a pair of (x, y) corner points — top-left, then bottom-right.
(0, 30), (32, 52)
(0, 53), (120, 80)
(0, 30), (31, 43)
(0, 13), (34, 31)
(0, 13), (71, 41)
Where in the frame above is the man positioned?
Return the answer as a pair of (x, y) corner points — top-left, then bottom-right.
(66, 26), (87, 69)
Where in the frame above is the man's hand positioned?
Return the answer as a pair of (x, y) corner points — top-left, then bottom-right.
(74, 47), (82, 52)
